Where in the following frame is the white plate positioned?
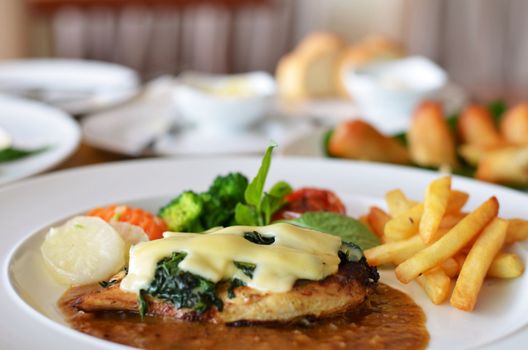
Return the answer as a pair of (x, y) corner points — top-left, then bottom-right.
(2, 158), (527, 350)
(0, 59), (139, 115)
(0, 96), (80, 186)
(278, 82), (467, 134)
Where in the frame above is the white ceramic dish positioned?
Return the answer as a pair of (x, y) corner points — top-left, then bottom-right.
(0, 95), (80, 186)
(175, 71), (276, 132)
(278, 82), (467, 134)
(345, 56), (447, 121)
(0, 59), (139, 115)
(1, 157), (527, 349)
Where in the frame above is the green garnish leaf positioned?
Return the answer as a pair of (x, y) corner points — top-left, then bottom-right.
(233, 261), (256, 278)
(99, 279), (119, 288)
(138, 290), (148, 320)
(286, 212), (380, 250)
(144, 252), (223, 314)
(227, 278), (246, 299)
(244, 144), (276, 207)
(0, 146), (48, 163)
(234, 203), (259, 226)
(243, 231), (275, 245)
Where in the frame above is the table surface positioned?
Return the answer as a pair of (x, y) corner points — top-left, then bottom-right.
(55, 142), (135, 171)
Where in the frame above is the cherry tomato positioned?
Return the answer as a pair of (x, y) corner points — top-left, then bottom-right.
(273, 188), (346, 220)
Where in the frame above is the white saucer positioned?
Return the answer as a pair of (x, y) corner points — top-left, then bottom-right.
(0, 95), (81, 186)
(0, 59), (139, 115)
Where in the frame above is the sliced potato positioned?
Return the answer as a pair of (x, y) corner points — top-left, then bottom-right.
(41, 216), (126, 286)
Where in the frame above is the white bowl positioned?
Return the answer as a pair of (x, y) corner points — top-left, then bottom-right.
(174, 71), (276, 132)
(344, 56), (447, 120)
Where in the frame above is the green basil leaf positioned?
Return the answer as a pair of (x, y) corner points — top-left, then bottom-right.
(269, 181), (293, 198)
(234, 203), (259, 226)
(286, 212), (381, 250)
(244, 144), (276, 207)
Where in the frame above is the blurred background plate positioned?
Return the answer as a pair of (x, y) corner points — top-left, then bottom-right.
(278, 82), (467, 133)
(0, 96), (80, 186)
(0, 59), (140, 115)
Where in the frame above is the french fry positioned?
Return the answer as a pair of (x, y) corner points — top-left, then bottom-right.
(384, 204), (424, 242)
(451, 218), (508, 311)
(487, 252), (525, 278)
(385, 189), (418, 217)
(366, 207), (391, 239)
(416, 268), (451, 304)
(453, 253), (467, 268)
(359, 214), (371, 229)
(439, 212), (467, 229)
(395, 197), (499, 284)
(364, 235), (427, 266)
(445, 190), (469, 214)
(440, 257), (460, 278)
(420, 176), (451, 243)
(505, 218), (528, 244)
(457, 104), (504, 147)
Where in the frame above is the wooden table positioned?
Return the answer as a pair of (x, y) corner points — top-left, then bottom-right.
(54, 143), (136, 170)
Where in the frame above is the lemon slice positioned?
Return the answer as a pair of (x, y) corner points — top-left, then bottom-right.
(41, 216), (126, 285)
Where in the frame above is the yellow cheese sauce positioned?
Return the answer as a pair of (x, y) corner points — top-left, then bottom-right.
(121, 223), (342, 294)
(59, 283), (429, 350)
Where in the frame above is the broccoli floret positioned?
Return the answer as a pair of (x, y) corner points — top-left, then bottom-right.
(201, 173), (248, 228)
(159, 173), (249, 232)
(159, 191), (204, 232)
(207, 172), (248, 205)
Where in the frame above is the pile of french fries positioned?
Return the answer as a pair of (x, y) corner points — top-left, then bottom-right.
(361, 176), (527, 311)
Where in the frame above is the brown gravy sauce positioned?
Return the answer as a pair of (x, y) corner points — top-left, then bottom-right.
(59, 283), (429, 350)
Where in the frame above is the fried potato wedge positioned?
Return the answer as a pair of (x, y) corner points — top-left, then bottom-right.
(395, 197), (498, 284)
(475, 146), (528, 185)
(328, 120), (410, 164)
(420, 176), (451, 243)
(451, 218), (507, 311)
(458, 104), (503, 147)
(500, 103), (528, 145)
(487, 252), (525, 279)
(407, 101), (458, 169)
